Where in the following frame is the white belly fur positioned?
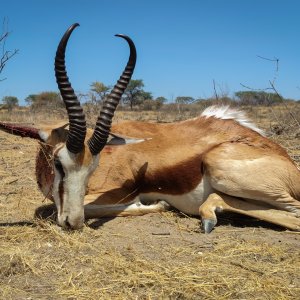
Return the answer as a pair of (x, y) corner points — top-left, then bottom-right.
(140, 175), (214, 215)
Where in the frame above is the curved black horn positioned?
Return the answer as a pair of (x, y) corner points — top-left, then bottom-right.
(88, 34), (136, 155)
(55, 23), (87, 154)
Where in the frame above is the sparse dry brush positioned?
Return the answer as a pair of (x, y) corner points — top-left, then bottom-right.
(0, 105), (300, 299)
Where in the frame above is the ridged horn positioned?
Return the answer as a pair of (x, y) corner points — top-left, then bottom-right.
(55, 23), (87, 154)
(88, 34), (136, 155)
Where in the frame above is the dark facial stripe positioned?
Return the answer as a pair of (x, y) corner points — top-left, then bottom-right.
(54, 159), (65, 178)
(53, 145), (66, 215)
(54, 158), (65, 215)
(59, 179), (64, 215)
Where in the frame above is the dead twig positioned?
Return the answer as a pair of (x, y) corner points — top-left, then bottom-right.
(0, 18), (19, 80)
(230, 261), (264, 275)
(268, 81), (300, 129)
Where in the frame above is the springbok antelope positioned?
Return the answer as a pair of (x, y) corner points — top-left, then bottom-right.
(1, 24), (300, 233)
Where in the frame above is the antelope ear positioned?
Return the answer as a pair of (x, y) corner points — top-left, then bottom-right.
(0, 121), (45, 142)
(107, 132), (149, 145)
(39, 123), (69, 142)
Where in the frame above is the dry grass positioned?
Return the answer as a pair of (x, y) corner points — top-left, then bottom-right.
(1, 104), (300, 299)
(1, 221), (299, 299)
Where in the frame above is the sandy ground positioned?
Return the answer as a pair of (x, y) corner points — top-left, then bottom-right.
(0, 117), (300, 299)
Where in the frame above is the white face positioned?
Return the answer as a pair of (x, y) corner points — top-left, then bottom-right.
(52, 144), (99, 229)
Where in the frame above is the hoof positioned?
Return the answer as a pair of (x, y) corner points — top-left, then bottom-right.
(201, 219), (217, 234)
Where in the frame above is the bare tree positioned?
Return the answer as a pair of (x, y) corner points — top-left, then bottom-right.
(240, 55), (300, 133)
(0, 18), (18, 81)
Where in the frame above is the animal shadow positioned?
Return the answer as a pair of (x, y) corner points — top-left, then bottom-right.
(35, 204), (114, 229)
(34, 204), (57, 222)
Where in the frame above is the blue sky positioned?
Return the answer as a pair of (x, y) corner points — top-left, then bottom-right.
(1, 0), (300, 105)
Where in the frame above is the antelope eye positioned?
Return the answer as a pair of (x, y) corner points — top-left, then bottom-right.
(54, 157), (61, 167)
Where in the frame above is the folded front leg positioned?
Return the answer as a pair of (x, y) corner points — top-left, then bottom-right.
(84, 199), (170, 219)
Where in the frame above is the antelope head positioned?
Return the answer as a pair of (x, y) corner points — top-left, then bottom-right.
(47, 23), (136, 229)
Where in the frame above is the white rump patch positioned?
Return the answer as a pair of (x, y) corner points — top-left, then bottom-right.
(201, 105), (264, 135)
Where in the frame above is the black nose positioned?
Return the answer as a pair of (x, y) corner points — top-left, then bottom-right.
(64, 217), (72, 229)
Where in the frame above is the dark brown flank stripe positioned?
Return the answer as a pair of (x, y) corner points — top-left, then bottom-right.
(139, 154), (204, 195)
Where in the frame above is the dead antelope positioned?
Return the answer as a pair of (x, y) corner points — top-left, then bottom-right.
(1, 24), (300, 233)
